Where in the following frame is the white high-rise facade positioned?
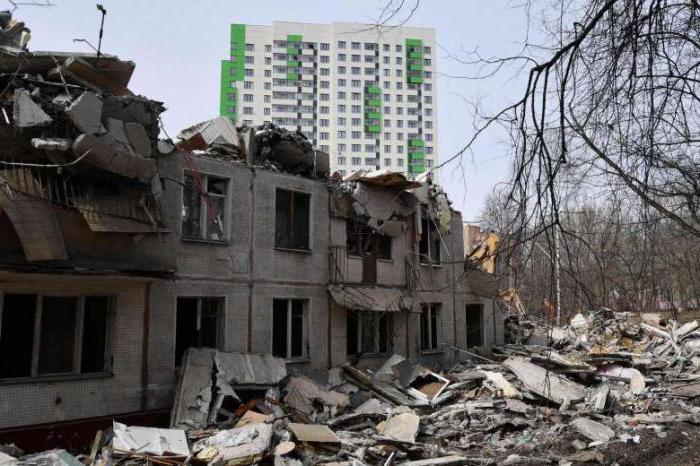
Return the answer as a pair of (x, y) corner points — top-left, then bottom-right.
(220, 21), (437, 178)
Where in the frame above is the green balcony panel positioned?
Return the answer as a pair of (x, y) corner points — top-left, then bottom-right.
(287, 48), (300, 55)
(366, 85), (381, 94)
(409, 139), (425, 147)
(287, 34), (302, 43)
(405, 38), (423, 47)
(286, 60), (300, 67)
(365, 111), (381, 119)
(287, 72), (300, 81)
(365, 124), (381, 133)
(366, 99), (382, 107)
(409, 63), (423, 71)
(408, 76), (423, 84)
(409, 152), (425, 160)
(409, 166), (425, 174)
(408, 51), (423, 59)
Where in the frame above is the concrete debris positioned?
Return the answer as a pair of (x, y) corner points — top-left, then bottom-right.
(112, 421), (190, 456)
(65, 91), (104, 135)
(12, 89), (53, 127)
(376, 412), (420, 443)
(502, 357), (587, 405)
(30, 137), (71, 151)
(571, 417), (615, 443)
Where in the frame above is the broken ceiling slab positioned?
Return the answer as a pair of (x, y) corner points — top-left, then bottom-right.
(345, 168), (422, 191)
(124, 122), (152, 157)
(178, 116), (240, 147)
(66, 91), (103, 135)
(481, 371), (520, 398)
(72, 133), (156, 184)
(0, 170), (67, 261)
(328, 285), (413, 312)
(502, 357), (586, 405)
(12, 89), (52, 127)
(112, 421), (189, 456)
(59, 56), (134, 96)
(284, 375), (350, 416)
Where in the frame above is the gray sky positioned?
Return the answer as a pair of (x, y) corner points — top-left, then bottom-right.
(15, 0), (531, 221)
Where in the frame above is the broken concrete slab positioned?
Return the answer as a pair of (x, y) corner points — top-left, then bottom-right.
(12, 88), (52, 127)
(288, 423), (341, 444)
(571, 417), (615, 443)
(125, 122), (152, 157)
(503, 357), (586, 404)
(215, 351), (287, 386)
(193, 423), (272, 465)
(72, 133), (156, 184)
(376, 412), (420, 443)
(112, 421), (189, 456)
(284, 375), (349, 416)
(481, 370), (520, 398)
(65, 91), (103, 135)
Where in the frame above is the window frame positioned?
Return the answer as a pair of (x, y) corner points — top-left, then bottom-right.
(175, 296), (225, 366)
(346, 311), (393, 356)
(419, 208), (442, 266)
(0, 292), (114, 382)
(274, 188), (312, 252)
(181, 171), (230, 243)
(272, 298), (308, 361)
(420, 303), (442, 353)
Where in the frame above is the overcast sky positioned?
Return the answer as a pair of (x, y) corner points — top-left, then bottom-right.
(14, 0), (533, 221)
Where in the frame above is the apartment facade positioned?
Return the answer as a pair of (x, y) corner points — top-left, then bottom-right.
(220, 21), (438, 178)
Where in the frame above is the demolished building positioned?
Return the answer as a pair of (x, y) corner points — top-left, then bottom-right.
(0, 12), (502, 439)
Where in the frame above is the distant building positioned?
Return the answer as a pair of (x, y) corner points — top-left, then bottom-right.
(464, 224), (499, 274)
(219, 21), (438, 178)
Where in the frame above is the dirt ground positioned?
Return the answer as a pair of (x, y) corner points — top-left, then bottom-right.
(599, 422), (700, 466)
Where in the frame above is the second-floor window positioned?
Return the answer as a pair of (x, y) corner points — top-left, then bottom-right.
(181, 173), (228, 242)
(275, 188), (310, 250)
(346, 219), (391, 260)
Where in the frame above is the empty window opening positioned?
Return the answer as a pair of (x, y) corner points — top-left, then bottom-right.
(0, 293), (112, 379)
(466, 304), (483, 347)
(175, 297), (223, 366)
(182, 172), (229, 241)
(419, 209), (441, 265)
(346, 311), (392, 355)
(420, 303), (441, 351)
(272, 299), (307, 359)
(275, 189), (311, 250)
(346, 218), (391, 260)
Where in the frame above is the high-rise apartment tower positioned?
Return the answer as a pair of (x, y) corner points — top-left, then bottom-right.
(220, 21), (437, 177)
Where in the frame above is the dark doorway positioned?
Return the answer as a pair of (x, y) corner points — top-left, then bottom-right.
(466, 304), (483, 347)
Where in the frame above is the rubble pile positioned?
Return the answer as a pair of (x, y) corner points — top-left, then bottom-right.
(176, 117), (330, 178)
(5, 313), (699, 465)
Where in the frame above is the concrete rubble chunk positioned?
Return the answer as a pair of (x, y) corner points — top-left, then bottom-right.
(112, 421), (189, 456)
(283, 375), (350, 416)
(376, 412), (420, 443)
(288, 423), (341, 444)
(481, 370), (520, 398)
(12, 88), (52, 127)
(571, 417), (615, 443)
(65, 91), (103, 135)
(193, 423), (272, 464)
(503, 357), (587, 404)
(17, 450), (81, 466)
(72, 133), (156, 184)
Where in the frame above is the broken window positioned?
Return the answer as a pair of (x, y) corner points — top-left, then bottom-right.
(272, 299), (307, 359)
(175, 297), (223, 367)
(346, 311), (392, 355)
(419, 209), (441, 264)
(346, 219), (391, 260)
(181, 172), (228, 242)
(420, 303), (441, 351)
(275, 189), (310, 250)
(0, 293), (112, 379)
(466, 303), (483, 347)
